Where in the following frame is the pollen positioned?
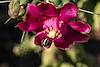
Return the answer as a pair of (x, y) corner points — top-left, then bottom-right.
(48, 29), (57, 38)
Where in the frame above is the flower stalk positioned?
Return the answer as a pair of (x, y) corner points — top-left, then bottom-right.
(21, 31), (26, 43)
(4, 18), (11, 24)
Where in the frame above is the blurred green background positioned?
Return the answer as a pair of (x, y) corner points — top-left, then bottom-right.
(0, 0), (100, 67)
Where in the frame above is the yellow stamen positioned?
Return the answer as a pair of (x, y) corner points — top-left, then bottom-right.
(48, 29), (56, 38)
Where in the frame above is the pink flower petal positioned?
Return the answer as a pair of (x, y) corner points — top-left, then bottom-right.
(26, 4), (46, 23)
(18, 22), (31, 32)
(60, 2), (78, 22)
(34, 31), (47, 47)
(18, 21), (43, 32)
(62, 25), (90, 43)
(54, 38), (72, 50)
(29, 22), (44, 33)
(69, 21), (91, 34)
(38, 2), (57, 17)
(74, 34), (90, 43)
(26, 4), (42, 19)
(43, 17), (59, 29)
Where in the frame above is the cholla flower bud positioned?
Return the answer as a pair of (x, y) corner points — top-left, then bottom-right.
(8, 0), (32, 19)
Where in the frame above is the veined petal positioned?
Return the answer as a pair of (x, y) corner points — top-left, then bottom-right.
(54, 38), (72, 50)
(43, 17), (59, 29)
(26, 3), (46, 22)
(18, 21), (43, 32)
(62, 25), (90, 43)
(18, 22), (31, 32)
(60, 23), (69, 36)
(69, 21), (91, 34)
(38, 2), (57, 17)
(29, 21), (44, 33)
(34, 31), (47, 47)
(60, 2), (78, 22)
(26, 3), (41, 19)
(74, 34), (90, 43)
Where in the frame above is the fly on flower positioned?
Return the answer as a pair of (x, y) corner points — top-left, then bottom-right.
(18, 2), (91, 50)
(42, 38), (52, 48)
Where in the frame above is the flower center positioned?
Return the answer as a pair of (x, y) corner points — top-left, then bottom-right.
(47, 29), (61, 38)
(48, 29), (56, 38)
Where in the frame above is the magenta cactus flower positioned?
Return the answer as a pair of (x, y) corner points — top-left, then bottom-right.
(18, 2), (91, 50)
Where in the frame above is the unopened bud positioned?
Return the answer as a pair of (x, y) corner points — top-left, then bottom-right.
(8, 0), (32, 19)
(8, 0), (20, 19)
(19, 0), (32, 6)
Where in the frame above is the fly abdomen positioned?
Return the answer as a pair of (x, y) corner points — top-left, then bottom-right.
(42, 38), (52, 48)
